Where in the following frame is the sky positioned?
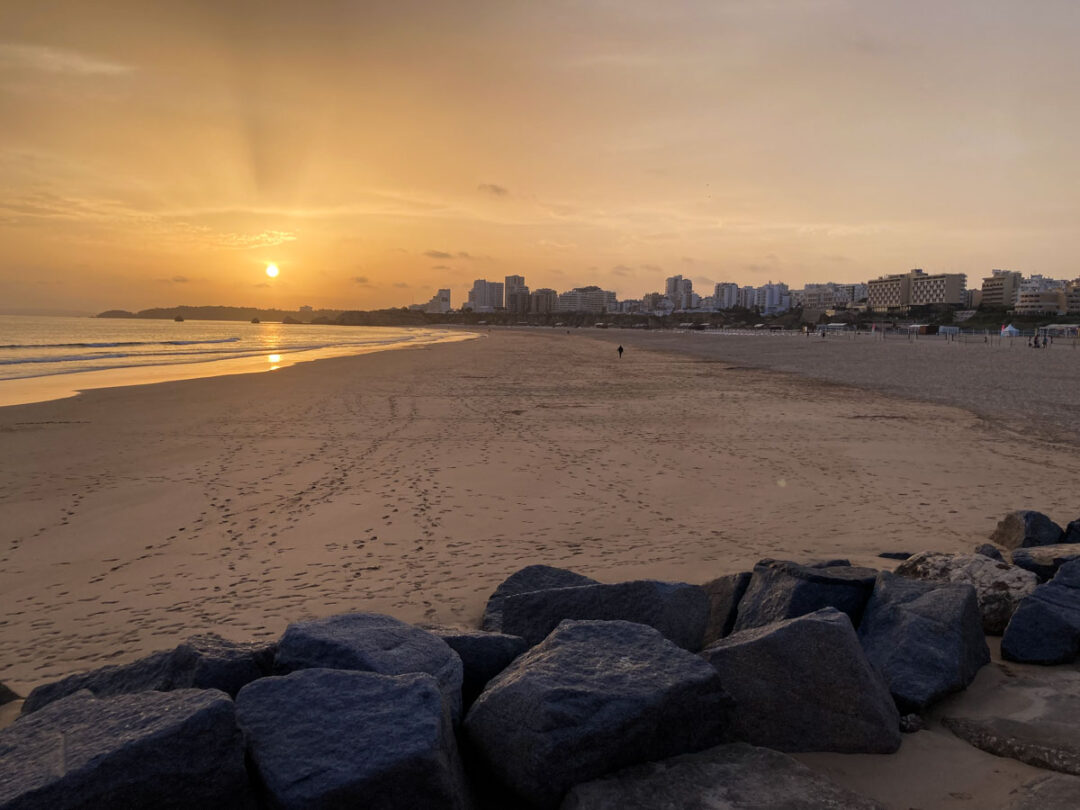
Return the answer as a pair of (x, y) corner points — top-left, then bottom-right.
(2, 0), (1080, 313)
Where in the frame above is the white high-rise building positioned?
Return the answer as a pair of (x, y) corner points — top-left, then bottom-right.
(755, 282), (791, 315)
(466, 279), (504, 312)
(555, 286), (616, 313)
(738, 286), (757, 309)
(713, 283), (740, 310)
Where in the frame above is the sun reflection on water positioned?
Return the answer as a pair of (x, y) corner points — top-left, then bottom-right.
(268, 353), (281, 370)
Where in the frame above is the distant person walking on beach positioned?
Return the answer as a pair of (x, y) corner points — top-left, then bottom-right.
(617, 345), (624, 359)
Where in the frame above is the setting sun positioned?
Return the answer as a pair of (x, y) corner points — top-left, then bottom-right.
(265, 264), (279, 279)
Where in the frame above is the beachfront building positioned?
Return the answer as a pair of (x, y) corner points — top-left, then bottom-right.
(755, 282), (791, 315)
(1068, 281), (1080, 314)
(713, 283), (740, 309)
(665, 274), (694, 309)
(466, 279), (504, 312)
(529, 288), (558, 314)
(980, 269), (1022, 308)
(413, 288), (451, 313)
(802, 282), (868, 309)
(505, 275), (527, 306)
(738, 286), (757, 309)
(868, 270), (917, 310)
(909, 272), (966, 306)
(1015, 288), (1067, 315)
(555, 285), (616, 313)
(868, 269), (965, 311)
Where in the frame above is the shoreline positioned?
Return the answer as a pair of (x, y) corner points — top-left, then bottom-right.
(0, 328), (477, 408)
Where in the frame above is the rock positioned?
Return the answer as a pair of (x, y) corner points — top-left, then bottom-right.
(858, 572), (989, 712)
(274, 612), (464, 722)
(1001, 560), (1080, 664)
(21, 633), (274, 715)
(944, 715), (1080, 775)
(481, 565), (599, 632)
(1006, 774), (1080, 809)
(559, 742), (884, 810)
(899, 713), (925, 733)
(809, 559), (851, 568)
(878, 551), (913, 560)
(700, 608), (899, 753)
(429, 628), (527, 707)
(0, 689), (250, 809)
(732, 559), (878, 633)
(974, 543), (1005, 561)
(464, 620), (731, 809)
(1012, 545), (1080, 582)
(991, 510), (1064, 549)
(1066, 519), (1080, 545)
(499, 579), (709, 650)
(236, 668), (470, 810)
(0, 683), (19, 706)
(894, 551), (1038, 634)
(701, 571), (751, 645)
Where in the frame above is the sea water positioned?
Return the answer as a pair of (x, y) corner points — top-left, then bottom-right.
(0, 315), (471, 406)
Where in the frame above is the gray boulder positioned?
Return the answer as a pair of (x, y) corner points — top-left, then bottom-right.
(1001, 560), (1080, 664)
(1066, 519), (1080, 545)
(0, 689), (250, 810)
(858, 572), (989, 712)
(1012, 545), (1080, 582)
(560, 742), (884, 810)
(701, 571), (751, 645)
(732, 559), (878, 633)
(499, 580), (709, 650)
(974, 544), (1005, 561)
(894, 551), (1037, 634)
(464, 620), (731, 809)
(429, 629), (527, 707)
(21, 633), (274, 715)
(0, 683), (18, 706)
(481, 565), (598, 632)
(991, 510), (1064, 549)
(701, 608), (900, 753)
(236, 669), (470, 810)
(274, 612), (464, 722)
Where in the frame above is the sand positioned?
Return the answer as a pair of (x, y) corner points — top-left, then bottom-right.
(2, 329), (1079, 808)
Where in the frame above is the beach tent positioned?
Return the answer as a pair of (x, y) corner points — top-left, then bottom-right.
(1000, 324), (1021, 336)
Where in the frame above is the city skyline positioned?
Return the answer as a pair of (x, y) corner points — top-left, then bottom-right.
(5, 2), (1080, 313)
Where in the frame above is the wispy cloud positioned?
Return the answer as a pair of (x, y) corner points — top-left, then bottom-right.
(478, 183), (508, 196)
(0, 44), (133, 76)
(351, 275), (371, 285)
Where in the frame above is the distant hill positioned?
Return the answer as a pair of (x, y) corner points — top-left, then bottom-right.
(96, 305), (343, 323)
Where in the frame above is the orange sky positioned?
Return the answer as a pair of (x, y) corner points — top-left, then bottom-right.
(2, 1), (1079, 312)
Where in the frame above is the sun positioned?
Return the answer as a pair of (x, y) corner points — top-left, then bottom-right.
(265, 263), (280, 278)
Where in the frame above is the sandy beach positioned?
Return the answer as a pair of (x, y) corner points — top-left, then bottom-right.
(3, 330), (1079, 808)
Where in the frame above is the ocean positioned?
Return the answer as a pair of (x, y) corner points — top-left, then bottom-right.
(0, 315), (472, 406)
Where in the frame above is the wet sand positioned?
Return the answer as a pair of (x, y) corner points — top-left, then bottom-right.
(2, 330), (1078, 808)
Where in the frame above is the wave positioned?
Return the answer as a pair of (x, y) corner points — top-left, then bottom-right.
(0, 337), (242, 350)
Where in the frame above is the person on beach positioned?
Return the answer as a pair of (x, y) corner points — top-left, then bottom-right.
(617, 345), (624, 359)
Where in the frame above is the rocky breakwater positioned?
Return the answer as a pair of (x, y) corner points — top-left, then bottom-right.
(7, 515), (1080, 810)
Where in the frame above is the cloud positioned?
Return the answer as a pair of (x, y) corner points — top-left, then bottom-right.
(0, 44), (133, 76)
(640, 264), (663, 273)
(155, 275), (190, 284)
(681, 256), (695, 264)
(351, 275), (371, 285)
(253, 282), (270, 288)
(393, 282), (410, 288)
(431, 264), (452, 270)
(478, 183), (508, 196)
(425, 249), (474, 260)
(611, 264), (635, 276)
